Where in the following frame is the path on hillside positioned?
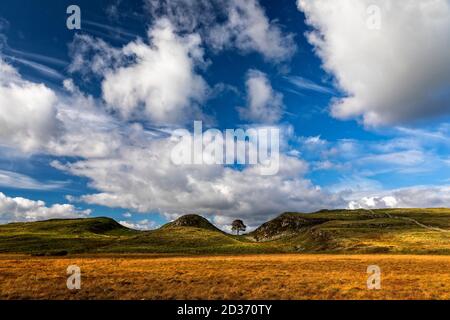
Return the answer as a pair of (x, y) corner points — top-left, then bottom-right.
(365, 209), (450, 233)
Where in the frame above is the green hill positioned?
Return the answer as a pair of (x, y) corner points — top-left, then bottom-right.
(0, 217), (138, 255)
(161, 214), (222, 232)
(0, 209), (450, 255)
(250, 208), (450, 254)
(1, 217), (134, 235)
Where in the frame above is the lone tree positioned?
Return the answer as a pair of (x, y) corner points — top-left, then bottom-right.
(231, 219), (247, 235)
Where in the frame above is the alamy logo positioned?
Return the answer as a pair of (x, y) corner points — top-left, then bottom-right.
(367, 265), (381, 290)
(66, 5), (81, 30)
(66, 265), (81, 290)
(366, 5), (382, 30)
(170, 121), (280, 176)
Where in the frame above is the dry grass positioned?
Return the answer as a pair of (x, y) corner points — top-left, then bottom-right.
(0, 254), (449, 300)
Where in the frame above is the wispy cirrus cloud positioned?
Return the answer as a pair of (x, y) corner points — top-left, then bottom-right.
(83, 20), (140, 39)
(5, 47), (67, 67)
(284, 75), (335, 95)
(0, 169), (67, 190)
(4, 55), (64, 80)
(82, 20), (141, 43)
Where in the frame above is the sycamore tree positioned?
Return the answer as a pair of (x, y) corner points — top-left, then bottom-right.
(231, 219), (247, 235)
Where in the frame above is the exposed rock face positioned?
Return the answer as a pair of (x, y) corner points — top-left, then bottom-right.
(166, 214), (220, 231)
(250, 213), (328, 241)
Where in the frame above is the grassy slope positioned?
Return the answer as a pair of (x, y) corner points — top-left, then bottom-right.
(266, 209), (450, 254)
(0, 217), (138, 255)
(0, 209), (449, 255)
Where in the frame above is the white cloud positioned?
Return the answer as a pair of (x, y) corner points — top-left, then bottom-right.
(298, 135), (327, 151)
(209, 0), (296, 61)
(3, 55), (64, 80)
(46, 83), (123, 158)
(147, 0), (296, 62)
(357, 150), (425, 167)
(299, 124), (450, 179)
(238, 70), (284, 123)
(347, 186), (450, 209)
(71, 19), (209, 125)
(348, 196), (397, 210)
(5, 6), (450, 229)
(69, 34), (123, 77)
(285, 76), (334, 94)
(297, 0), (450, 126)
(0, 14), (313, 228)
(55, 126), (344, 226)
(119, 219), (158, 230)
(0, 169), (65, 190)
(0, 192), (90, 224)
(0, 58), (61, 152)
(146, 0), (217, 33)
(0, 49), (125, 159)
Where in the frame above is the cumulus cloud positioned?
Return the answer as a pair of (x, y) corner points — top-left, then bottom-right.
(1, 44), (331, 226)
(293, 126), (450, 213)
(297, 0), (450, 126)
(238, 70), (284, 123)
(68, 34), (123, 78)
(348, 196), (397, 209)
(54, 126), (344, 226)
(146, 0), (296, 61)
(119, 219), (158, 230)
(347, 186), (450, 209)
(208, 0), (296, 61)
(0, 192), (90, 224)
(46, 80), (123, 158)
(0, 48), (124, 158)
(6, 4), (450, 229)
(0, 58), (61, 152)
(70, 19), (209, 125)
(146, 0), (217, 33)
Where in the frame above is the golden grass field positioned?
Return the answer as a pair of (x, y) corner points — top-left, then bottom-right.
(0, 254), (449, 300)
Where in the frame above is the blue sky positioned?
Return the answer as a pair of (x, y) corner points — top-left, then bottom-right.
(0, 0), (449, 230)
